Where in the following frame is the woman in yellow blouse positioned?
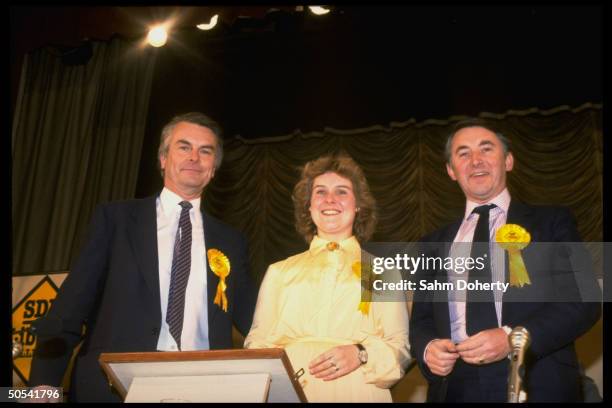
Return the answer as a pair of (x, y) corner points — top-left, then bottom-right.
(245, 153), (411, 402)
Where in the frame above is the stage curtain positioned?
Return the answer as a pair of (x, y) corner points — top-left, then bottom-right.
(203, 103), (603, 282)
(12, 36), (157, 276)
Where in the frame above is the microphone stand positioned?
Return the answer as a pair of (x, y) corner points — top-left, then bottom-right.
(507, 326), (530, 403)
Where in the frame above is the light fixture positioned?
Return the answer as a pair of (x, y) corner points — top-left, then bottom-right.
(308, 6), (331, 15)
(197, 14), (219, 30)
(147, 25), (168, 47)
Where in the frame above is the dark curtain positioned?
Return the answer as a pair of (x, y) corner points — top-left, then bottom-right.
(10, 28), (602, 282)
(133, 7), (601, 285)
(12, 36), (157, 276)
(201, 104), (603, 283)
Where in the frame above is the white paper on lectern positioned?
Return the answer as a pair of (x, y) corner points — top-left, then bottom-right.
(109, 358), (302, 402)
(124, 373), (271, 403)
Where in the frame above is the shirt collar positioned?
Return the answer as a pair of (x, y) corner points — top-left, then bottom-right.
(160, 187), (201, 216)
(463, 187), (511, 220)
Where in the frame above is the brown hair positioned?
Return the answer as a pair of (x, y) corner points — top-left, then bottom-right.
(292, 153), (377, 243)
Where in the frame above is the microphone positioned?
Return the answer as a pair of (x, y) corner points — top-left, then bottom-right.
(507, 326), (530, 403)
(12, 340), (23, 358)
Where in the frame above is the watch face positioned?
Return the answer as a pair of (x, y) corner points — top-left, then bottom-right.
(358, 350), (368, 364)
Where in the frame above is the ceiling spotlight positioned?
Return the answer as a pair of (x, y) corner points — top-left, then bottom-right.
(197, 14), (219, 30)
(308, 6), (331, 15)
(147, 25), (168, 47)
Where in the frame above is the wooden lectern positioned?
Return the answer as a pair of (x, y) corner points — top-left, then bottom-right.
(99, 348), (307, 402)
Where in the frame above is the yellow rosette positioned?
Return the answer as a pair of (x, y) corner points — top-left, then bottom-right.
(495, 224), (531, 288)
(352, 261), (372, 315)
(207, 249), (230, 312)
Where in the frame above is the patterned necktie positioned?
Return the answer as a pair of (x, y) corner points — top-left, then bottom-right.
(466, 204), (498, 336)
(166, 200), (192, 350)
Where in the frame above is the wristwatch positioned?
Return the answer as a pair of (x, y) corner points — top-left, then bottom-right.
(355, 343), (368, 365)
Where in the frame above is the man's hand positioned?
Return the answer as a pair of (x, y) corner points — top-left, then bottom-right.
(308, 345), (361, 381)
(455, 327), (511, 365)
(424, 339), (460, 376)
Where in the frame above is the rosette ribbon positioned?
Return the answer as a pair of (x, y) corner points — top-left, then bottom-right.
(352, 261), (372, 315)
(207, 249), (230, 312)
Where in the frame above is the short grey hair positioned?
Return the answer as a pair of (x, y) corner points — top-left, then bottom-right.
(444, 118), (510, 163)
(158, 112), (224, 176)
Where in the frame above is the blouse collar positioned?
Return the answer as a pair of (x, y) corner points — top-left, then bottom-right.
(309, 235), (361, 258)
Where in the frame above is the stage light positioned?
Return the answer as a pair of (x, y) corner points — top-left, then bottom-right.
(197, 14), (219, 30)
(147, 25), (168, 47)
(308, 6), (331, 15)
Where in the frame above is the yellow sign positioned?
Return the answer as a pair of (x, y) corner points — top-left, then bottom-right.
(12, 276), (60, 384)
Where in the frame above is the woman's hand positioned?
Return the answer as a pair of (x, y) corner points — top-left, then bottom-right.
(308, 344), (362, 381)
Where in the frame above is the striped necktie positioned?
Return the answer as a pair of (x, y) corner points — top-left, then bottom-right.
(166, 200), (192, 350)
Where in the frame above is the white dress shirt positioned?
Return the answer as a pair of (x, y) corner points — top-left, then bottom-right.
(447, 188), (511, 343)
(156, 187), (210, 351)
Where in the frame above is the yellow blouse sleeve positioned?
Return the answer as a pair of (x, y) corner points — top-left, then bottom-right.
(244, 263), (282, 349)
(360, 272), (412, 388)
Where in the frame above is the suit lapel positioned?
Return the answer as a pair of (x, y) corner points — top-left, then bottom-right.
(506, 201), (533, 229)
(502, 201), (533, 323)
(441, 220), (462, 244)
(202, 211), (221, 333)
(127, 195), (161, 304)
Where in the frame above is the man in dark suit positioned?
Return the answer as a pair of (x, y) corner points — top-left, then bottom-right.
(409, 119), (601, 402)
(28, 112), (257, 402)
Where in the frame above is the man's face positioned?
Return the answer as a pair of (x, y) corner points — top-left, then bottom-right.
(159, 121), (218, 200)
(446, 126), (513, 203)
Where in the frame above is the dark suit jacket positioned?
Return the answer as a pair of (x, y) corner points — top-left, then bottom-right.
(409, 201), (601, 402)
(29, 195), (257, 402)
